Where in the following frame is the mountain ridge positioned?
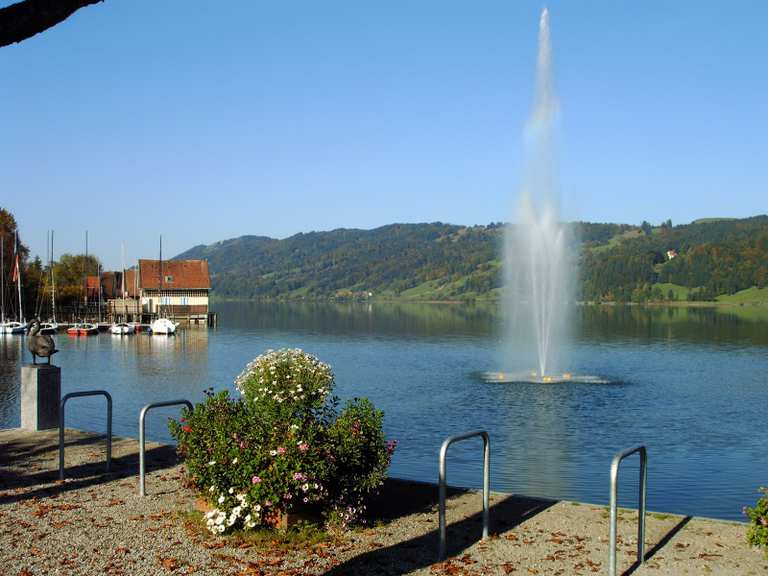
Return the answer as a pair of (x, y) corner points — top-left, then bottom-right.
(174, 216), (768, 303)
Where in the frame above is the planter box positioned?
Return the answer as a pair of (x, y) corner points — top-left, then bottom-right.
(194, 497), (320, 530)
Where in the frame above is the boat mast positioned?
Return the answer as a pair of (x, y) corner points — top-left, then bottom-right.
(98, 263), (102, 323)
(121, 242), (126, 298)
(159, 235), (163, 318)
(15, 231), (23, 323)
(51, 231), (57, 323)
(1, 234), (4, 325)
(84, 230), (88, 319)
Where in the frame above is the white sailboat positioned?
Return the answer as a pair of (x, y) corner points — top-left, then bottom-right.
(110, 243), (135, 336)
(1, 232), (26, 334)
(110, 322), (135, 335)
(0, 234), (6, 335)
(150, 236), (177, 335)
(40, 231), (58, 334)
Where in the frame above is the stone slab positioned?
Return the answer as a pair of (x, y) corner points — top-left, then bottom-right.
(20, 364), (61, 431)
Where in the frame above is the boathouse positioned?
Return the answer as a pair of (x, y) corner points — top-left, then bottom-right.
(138, 259), (211, 323)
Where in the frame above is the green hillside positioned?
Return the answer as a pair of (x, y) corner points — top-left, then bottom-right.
(581, 215), (768, 302)
(176, 216), (768, 303)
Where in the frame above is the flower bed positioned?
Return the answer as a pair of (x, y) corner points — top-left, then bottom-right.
(169, 348), (395, 534)
(745, 487), (768, 557)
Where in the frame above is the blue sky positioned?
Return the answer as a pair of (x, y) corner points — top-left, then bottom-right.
(1, 1), (766, 269)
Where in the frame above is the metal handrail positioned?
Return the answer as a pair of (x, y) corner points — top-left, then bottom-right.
(139, 399), (193, 496)
(438, 430), (490, 560)
(59, 390), (113, 480)
(609, 445), (648, 576)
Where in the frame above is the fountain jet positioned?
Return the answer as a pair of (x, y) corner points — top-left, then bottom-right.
(502, 7), (574, 380)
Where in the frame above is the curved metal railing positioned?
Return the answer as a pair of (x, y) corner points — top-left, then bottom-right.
(138, 399), (193, 496)
(438, 430), (490, 560)
(609, 444), (648, 576)
(59, 390), (113, 480)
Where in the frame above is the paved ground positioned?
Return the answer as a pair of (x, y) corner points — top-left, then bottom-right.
(0, 428), (765, 575)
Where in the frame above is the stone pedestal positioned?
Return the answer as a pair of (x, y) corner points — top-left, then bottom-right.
(21, 364), (61, 431)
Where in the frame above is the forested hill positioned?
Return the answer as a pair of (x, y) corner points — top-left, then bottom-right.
(176, 217), (768, 302)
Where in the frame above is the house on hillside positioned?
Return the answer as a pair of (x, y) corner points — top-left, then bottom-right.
(138, 259), (211, 323)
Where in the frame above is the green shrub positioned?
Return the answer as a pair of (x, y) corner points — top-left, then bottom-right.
(169, 349), (394, 535)
(745, 487), (768, 556)
(326, 398), (395, 523)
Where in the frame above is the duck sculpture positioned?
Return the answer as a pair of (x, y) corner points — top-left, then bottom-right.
(27, 318), (58, 365)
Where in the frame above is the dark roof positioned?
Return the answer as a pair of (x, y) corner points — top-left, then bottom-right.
(139, 259), (211, 290)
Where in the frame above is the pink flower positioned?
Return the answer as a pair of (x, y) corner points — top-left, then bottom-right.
(276, 446), (286, 455)
(181, 425), (192, 433)
(298, 442), (309, 452)
(251, 476), (262, 484)
(239, 441), (246, 449)
(180, 417), (186, 422)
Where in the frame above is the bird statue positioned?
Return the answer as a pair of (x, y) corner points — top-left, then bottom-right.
(27, 318), (58, 365)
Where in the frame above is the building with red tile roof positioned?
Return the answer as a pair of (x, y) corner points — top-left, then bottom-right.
(137, 259), (210, 321)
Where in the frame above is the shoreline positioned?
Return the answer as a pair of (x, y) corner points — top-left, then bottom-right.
(211, 296), (768, 309)
(1, 427), (764, 575)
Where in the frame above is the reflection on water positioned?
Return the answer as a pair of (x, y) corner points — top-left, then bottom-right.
(219, 300), (499, 338)
(0, 302), (766, 521)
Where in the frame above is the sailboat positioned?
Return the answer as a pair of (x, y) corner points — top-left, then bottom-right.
(150, 236), (177, 335)
(1, 232), (26, 334)
(67, 231), (98, 336)
(40, 231), (59, 334)
(110, 243), (135, 335)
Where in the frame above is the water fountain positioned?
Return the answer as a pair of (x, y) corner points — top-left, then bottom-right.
(483, 8), (605, 385)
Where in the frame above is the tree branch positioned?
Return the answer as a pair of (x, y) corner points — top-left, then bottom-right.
(0, 0), (102, 48)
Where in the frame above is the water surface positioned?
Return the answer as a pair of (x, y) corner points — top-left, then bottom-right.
(1, 301), (766, 521)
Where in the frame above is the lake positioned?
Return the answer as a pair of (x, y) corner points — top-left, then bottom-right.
(1, 301), (766, 522)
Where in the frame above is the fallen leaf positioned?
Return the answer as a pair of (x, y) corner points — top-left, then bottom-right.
(158, 557), (181, 571)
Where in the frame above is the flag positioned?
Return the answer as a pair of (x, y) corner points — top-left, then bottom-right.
(10, 253), (19, 283)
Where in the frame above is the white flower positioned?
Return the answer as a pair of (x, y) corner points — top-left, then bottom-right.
(216, 525), (225, 533)
(232, 506), (242, 516)
(254, 504), (262, 512)
(218, 495), (225, 504)
(232, 458), (238, 464)
(208, 461), (216, 466)
(209, 485), (215, 492)
(269, 450), (277, 456)
(302, 483), (309, 492)
(244, 514), (252, 523)
(235, 494), (245, 502)
(228, 487), (234, 494)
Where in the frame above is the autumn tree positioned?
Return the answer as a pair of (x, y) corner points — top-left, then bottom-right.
(53, 253), (101, 309)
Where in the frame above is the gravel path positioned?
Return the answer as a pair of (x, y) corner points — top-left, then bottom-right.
(1, 428), (765, 575)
